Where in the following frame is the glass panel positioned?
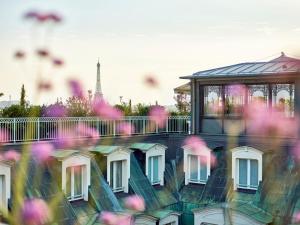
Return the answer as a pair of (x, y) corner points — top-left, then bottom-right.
(248, 84), (268, 106)
(153, 156), (159, 183)
(200, 156), (207, 181)
(190, 155), (198, 181)
(116, 161), (123, 189)
(272, 84), (294, 117)
(238, 159), (248, 187)
(225, 85), (246, 116)
(250, 160), (258, 188)
(204, 86), (223, 116)
(148, 157), (152, 182)
(66, 167), (71, 198)
(74, 166), (82, 197)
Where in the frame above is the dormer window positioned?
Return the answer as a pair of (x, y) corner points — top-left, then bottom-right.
(51, 150), (91, 201)
(130, 143), (166, 186)
(231, 146), (263, 191)
(0, 161), (12, 211)
(110, 160), (125, 192)
(66, 165), (85, 200)
(183, 145), (211, 185)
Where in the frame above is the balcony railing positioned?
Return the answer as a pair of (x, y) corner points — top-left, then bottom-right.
(0, 116), (190, 143)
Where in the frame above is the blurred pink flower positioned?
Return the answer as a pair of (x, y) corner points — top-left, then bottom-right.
(48, 13), (62, 23)
(68, 79), (85, 99)
(31, 143), (54, 163)
(245, 102), (297, 137)
(92, 97), (123, 120)
(227, 84), (247, 96)
(36, 49), (50, 58)
(76, 123), (100, 144)
(149, 106), (169, 128)
(52, 58), (64, 67)
(21, 198), (51, 225)
(124, 195), (145, 211)
(55, 131), (75, 148)
(14, 50), (26, 59)
(144, 75), (159, 88)
(0, 129), (8, 143)
(117, 122), (134, 136)
(183, 136), (207, 153)
(38, 81), (52, 91)
(100, 211), (118, 225)
(3, 150), (20, 162)
(24, 10), (39, 20)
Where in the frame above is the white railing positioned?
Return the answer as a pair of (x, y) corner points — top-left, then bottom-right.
(0, 116), (190, 143)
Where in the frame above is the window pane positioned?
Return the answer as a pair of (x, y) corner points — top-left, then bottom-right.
(190, 155), (198, 181)
(148, 157), (152, 182)
(250, 160), (258, 188)
(153, 156), (159, 183)
(238, 159), (248, 187)
(66, 167), (71, 198)
(74, 166), (82, 197)
(248, 84), (268, 106)
(272, 84), (294, 117)
(110, 162), (114, 188)
(200, 156), (207, 181)
(204, 86), (223, 116)
(116, 161), (123, 189)
(225, 85), (246, 116)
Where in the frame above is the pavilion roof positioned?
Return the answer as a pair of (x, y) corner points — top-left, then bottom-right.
(181, 52), (300, 79)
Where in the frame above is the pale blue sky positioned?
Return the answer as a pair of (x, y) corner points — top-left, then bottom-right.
(1, 0), (300, 105)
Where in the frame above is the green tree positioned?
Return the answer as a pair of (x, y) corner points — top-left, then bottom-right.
(133, 103), (150, 116)
(2, 105), (27, 117)
(20, 84), (26, 108)
(174, 93), (190, 115)
(65, 96), (90, 117)
(0, 93), (3, 98)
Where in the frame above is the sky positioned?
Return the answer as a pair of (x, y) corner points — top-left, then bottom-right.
(1, 0), (300, 106)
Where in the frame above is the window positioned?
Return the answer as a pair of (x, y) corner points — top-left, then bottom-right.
(188, 155), (208, 184)
(110, 160), (124, 192)
(204, 86), (223, 116)
(248, 84), (268, 106)
(238, 159), (258, 189)
(0, 175), (4, 208)
(272, 84), (294, 117)
(66, 165), (84, 201)
(148, 156), (160, 185)
(225, 85), (246, 116)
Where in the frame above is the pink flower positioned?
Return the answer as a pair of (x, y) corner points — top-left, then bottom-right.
(21, 198), (51, 225)
(52, 58), (64, 67)
(47, 13), (62, 23)
(117, 122), (134, 136)
(43, 104), (66, 117)
(24, 10), (39, 20)
(99, 212), (132, 225)
(14, 50), (26, 59)
(124, 195), (145, 211)
(3, 150), (20, 162)
(245, 102), (297, 137)
(76, 123), (100, 145)
(183, 136), (207, 154)
(92, 97), (123, 120)
(36, 49), (50, 58)
(68, 79), (85, 99)
(226, 84), (247, 96)
(149, 106), (169, 128)
(0, 129), (8, 143)
(55, 130), (75, 148)
(144, 75), (159, 88)
(31, 143), (54, 163)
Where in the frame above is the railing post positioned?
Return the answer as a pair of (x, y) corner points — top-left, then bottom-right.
(37, 118), (40, 141)
(156, 120), (158, 134)
(13, 118), (16, 143)
(113, 120), (116, 136)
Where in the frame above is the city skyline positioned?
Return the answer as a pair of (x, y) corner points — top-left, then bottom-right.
(1, 0), (300, 105)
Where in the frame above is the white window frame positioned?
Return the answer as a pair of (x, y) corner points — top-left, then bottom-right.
(183, 144), (211, 185)
(148, 155), (161, 185)
(0, 161), (11, 211)
(188, 155), (208, 184)
(66, 165), (84, 201)
(61, 154), (91, 201)
(236, 158), (259, 190)
(231, 146), (263, 191)
(111, 160), (125, 193)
